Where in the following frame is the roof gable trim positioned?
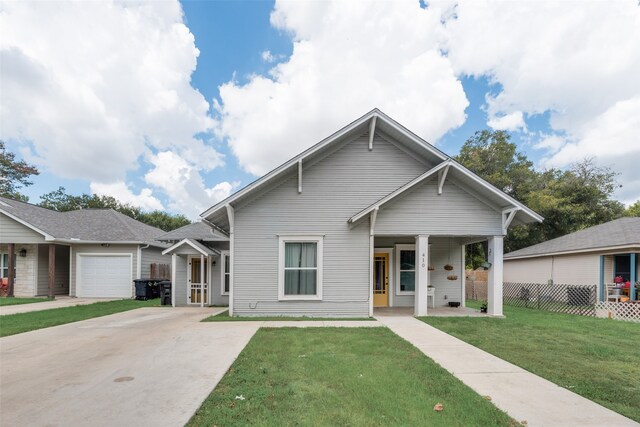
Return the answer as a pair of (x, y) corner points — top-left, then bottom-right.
(0, 208), (54, 240)
(162, 238), (215, 256)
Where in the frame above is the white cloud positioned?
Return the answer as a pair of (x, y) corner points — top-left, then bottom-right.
(0, 0), (222, 211)
(440, 0), (640, 201)
(144, 151), (238, 218)
(261, 50), (275, 63)
(214, 0), (469, 176)
(487, 111), (526, 131)
(90, 182), (164, 211)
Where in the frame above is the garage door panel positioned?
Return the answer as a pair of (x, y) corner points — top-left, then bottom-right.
(78, 255), (132, 298)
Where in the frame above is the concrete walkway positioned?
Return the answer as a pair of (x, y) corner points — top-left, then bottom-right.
(0, 296), (116, 315)
(376, 315), (638, 427)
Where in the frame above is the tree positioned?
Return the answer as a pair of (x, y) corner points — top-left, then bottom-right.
(0, 140), (39, 200)
(624, 200), (640, 217)
(39, 187), (190, 231)
(456, 131), (625, 253)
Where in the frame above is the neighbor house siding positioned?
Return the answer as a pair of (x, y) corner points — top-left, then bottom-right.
(140, 246), (169, 278)
(504, 253), (600, 285)
(210, 255), (229, 306)
(37, 245), (70, 296)
(173, 255), (188, 306)
(70, 244), (137, 296)
(374, 179), (503, 236)
(0, 214), (47, 244)
(233, 133), (431, 317)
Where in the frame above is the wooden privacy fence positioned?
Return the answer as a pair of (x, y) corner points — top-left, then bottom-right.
(466, 281), (487, 301)
(150, 263), (171, 280)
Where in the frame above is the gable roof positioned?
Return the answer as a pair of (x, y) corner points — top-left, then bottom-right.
(504, 217), (640, 259)
(201, 108), (542, 228)
(157, 221), (228, 242)
(162, 238), (218, 256)
(0, 196), (169, 247)
(201, 108), (448, 221)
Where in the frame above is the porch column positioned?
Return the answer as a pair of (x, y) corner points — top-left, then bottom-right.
(487, 236), (504, 316)
(200, 253), (205, 308)
(631, 253), (637, 301)
(171, 254), (177, 308)
(415, 235), (429, 316)
(48, 244), (56, 299)
(599, 255), (605, 302)
(7, 243), (15, 297)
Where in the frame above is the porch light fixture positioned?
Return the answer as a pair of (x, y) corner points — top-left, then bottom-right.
(19, 249), (27, 257)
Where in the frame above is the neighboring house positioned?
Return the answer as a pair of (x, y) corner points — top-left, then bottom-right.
(504, 217), (639, 301)
(157, 222), (230, 307)
(0, 196), (170, 298)
(165, 109), (542, 316)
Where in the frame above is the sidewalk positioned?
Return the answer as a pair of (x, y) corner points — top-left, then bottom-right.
(376, 315), (638, 427)
(0, 297), (115, 315)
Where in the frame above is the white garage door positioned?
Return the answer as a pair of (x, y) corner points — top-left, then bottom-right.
(78, 255), (132, 298)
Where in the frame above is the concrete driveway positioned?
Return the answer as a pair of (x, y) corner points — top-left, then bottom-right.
(0, 307), (259, 427)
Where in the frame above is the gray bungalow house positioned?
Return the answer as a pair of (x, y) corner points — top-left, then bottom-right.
(0, 197), (169, 298)
(165, 109), (542, 317)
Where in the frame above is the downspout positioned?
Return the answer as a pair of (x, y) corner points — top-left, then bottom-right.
(137, 244), (149, 279)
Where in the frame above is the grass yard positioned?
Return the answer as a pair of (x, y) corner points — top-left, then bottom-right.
(189, 328), (515, 427)
(420, 302), (640, 422)
(203, 310), (374, 322)
(0, 297), (49, 306)
(0, 299), (159, 337)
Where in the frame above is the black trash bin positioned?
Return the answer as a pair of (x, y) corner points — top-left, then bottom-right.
(159, 281), (172, 305)
(134, 279), (151, 300)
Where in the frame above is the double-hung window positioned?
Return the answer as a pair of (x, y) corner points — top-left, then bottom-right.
(396, 244), (416, 295)
(221, 251), (230, 295)
(278, 236), (323, 300)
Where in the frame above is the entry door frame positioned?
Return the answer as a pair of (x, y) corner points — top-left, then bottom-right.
(374, 248), (394, 307)
(187, 255), (209, 305)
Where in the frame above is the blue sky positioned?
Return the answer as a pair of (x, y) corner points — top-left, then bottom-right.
(2, 1), (638, 218)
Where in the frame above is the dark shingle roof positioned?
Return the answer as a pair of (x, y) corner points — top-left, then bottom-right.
(0, 196), (168, 246)
(157, 221), (228, 242)
(504, 217), (640, 259)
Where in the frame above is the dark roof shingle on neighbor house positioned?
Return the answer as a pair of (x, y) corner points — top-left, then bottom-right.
(504, 217), (640, 259)
(157, 221), (228, 242)
(0, 196), (169, 247)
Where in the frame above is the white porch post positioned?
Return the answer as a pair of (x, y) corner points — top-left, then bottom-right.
(171, 254), (177, 308)
(487, 236), (504, 316)
(415, 235), (429, 316)
(200, 253), (204, 308)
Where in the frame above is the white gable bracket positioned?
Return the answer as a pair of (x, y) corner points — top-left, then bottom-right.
(369, 206), (379, 236)
(502, 207), (519, 234)
(226, 204), (235, 234)
(298, 159), (303, 194)
(437, 164), (450, 195)
(368, 116), (377, 151)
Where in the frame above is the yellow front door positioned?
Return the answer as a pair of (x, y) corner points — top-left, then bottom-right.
(373, 253), (389, 307)
(190, 258), (208, 304)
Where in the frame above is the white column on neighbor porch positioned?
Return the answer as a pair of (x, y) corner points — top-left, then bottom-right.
(415, 235), (429, 316)
(487, 236), (504, 316)
(200, 253), (205, 308)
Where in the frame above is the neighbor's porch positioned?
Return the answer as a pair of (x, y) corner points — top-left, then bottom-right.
(600, 252), (638, 302)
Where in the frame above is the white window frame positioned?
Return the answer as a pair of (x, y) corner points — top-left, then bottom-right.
(1, 253), (15, 278)
(396, 244), (416, 296)
(221, 251), (230, 295)
(278, 235), (323, 301)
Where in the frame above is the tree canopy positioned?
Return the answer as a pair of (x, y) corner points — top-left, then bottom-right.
(456, 130), (625, 254)
(0, 140), (39, 200)
(38, 187), (190, 231)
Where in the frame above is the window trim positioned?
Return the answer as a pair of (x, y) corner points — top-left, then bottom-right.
(1, 253), (16, 279)
(278, 235), (323, 301)
(221, 251), (230, 296)
(395, 244), (416, 296)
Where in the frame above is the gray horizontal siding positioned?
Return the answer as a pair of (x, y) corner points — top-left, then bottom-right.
(210, 254), (229, 306)
(140, 247), (170, 279)
(374, 179), (503, 236)
(233, 133), (430, 317)
(0, 214), (46, 244)
(173, 255), (188, 306)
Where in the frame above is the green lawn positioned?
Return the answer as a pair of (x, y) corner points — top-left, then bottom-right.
(420, 302), (640, 422)
(203, 310), (374, 322)
(0, 299), (159, 337)
(188, 328), (515, 427)
(0, 297), (49, 306)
